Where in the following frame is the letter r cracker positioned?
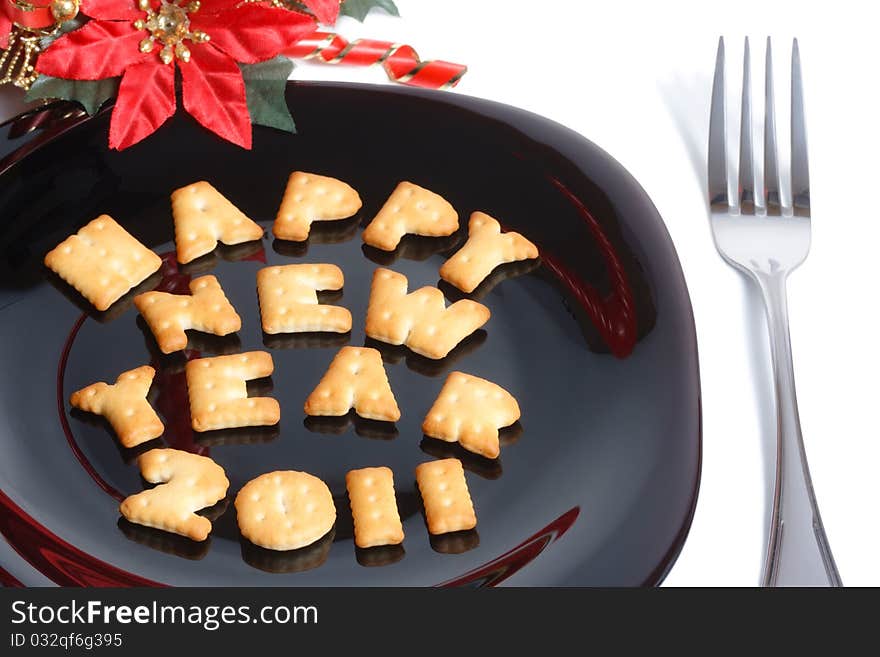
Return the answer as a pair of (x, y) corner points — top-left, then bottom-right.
(70, 365), (164, 448)
(440, 212), (539, 293)
(186, 351), (280, 432)
(362, 181), (459, 251)
(172, 181), (263, 264)
(44, 215), (162, 311)
(416, 458), (477, 535)
(346, 467), (404, 548)
(422, 371), (521, 459)
(272, 171), (362, 242)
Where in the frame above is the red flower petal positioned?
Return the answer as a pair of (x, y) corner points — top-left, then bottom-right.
(36, 21), (148, 80)
(300, 0), (340, 24)
(199, 0), (246, 15)
(181, 44), (251, 149)
(0, 15), (11, 50)
(80, 0), (142, 21)
(109, 59), (176, 150)
(193, 6), (315, 63)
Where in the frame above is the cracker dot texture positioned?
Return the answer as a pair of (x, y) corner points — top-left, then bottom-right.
(186, 351), (280, 432)
(44, 215), (161, 311)
(415, 458), (477, 535)
(120, 448), (229, 542)
(172, 181), (263, 264)
(422, 372), (520, 459)
(365, 268), (490, 359)
(346, 466), (405, 548)
(134, 274), (241, 354)
(272, 171), (362, 242)
(362, 181), (458, 251)
(257, 264), (352, 334)
(236, 471), (336, 551)
(70, 365), (164, 448)
(304, 346), (400, 422)
(440, 212), (539, 293)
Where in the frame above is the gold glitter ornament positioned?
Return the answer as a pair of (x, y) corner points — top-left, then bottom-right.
(135, 0), (209, 64)
(50, 0), (81, 23)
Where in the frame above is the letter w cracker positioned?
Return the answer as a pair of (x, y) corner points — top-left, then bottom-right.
(365, 268), (490, 359)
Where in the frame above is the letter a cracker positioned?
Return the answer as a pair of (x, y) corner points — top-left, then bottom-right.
(365, 268), (490, 359)
(70, 365), (164, 448)
(422, 372), (521, 459)
(172, 181), (263, 264)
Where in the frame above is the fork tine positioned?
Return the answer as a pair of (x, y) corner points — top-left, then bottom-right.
(790, 38), (810, 216)
(738, 37), (755, 214)
(708, 37), (729, 210)
(763, 37), (781, 216)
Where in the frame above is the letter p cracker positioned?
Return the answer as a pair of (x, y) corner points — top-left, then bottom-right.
(346, 467), (404, 548)
(362, 181), (459, 251)
(186, 351), (280, 431)
(272, 171), (362, 242)
(416, 458), (477, 535)
(44, 215), (161, 311)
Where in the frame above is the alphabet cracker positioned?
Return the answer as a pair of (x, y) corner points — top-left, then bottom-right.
(134, 275), (241, 354)
(440, 212), (539, 293)
(119, 448), (229, 541)
(365, 268), (490, 359)
(172, 181), (263, 264)
(70, 365), (164, 448)
(186, 351), (280, 432)
(236, 471), (336, 551)
(415, 458), (477, 535)
(257, 264), (351, 334)
(422, 372), (521, 459)
(304, 346), (400, 422)
(346, 466), (404, 548)
(362, 181), (458, 251)
(272, 171), (362, 242)
(44, 215), (162, 311)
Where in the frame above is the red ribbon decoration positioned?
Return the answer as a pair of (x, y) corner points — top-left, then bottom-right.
(284, 29), (467, 89)
(2, 0), (56, 30)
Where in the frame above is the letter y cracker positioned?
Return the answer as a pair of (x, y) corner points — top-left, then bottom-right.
(304, 346), (400, 422)
(365, 268), (490, 359)
(346, 467), (404, 548)
(422, 372), (521, 459)
(362, 181), (458, 251)
(273, 171), (362, 241)
(416, 458), (476, 535)
(120, 448), (229, 541)
(172, 181), (263, 264)
(440, 212), (539, 293)
(257, 264), (351, 334)
(186, 351), (280, 431)
(70, 365), (163, 448)
(134, 275), (241, 354)
(44, 215), (161, 311)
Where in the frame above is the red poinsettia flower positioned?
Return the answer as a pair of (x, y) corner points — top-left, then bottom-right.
(0, 2), (14, 50)
(36, 0), (317, 149)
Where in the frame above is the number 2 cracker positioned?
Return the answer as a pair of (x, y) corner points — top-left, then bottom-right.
(415, 458), (477, 535)
(44, 215), (162, 311)
(365, 268), (490, 359)
(172, 181), (264, 264)
(134, 274), (241, 354)
(70, 365), (164, 448)
(346, 466), (405, 548)
(422, 372), (520, 459)
(120, 448), (229, 541)
(440, 212), (539, 293)
(362, 181), (458, 251)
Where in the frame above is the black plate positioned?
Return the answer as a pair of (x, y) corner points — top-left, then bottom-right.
(0, 82), (700, 586)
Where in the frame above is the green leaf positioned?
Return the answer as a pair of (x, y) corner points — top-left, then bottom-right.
(24, 75), (120, 116)
(340, 0), (400, 22)
(240, 57), (296, 134)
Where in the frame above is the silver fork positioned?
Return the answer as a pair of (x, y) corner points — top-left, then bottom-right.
(708, 37), (842, 586)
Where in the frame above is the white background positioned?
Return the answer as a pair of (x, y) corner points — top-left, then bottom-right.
(2, 0), (877, 586)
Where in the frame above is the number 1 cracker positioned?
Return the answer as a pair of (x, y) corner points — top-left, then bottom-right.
(346, 467), (404, 548)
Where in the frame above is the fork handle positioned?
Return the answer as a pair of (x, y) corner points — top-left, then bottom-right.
(756, 271), (842, 587)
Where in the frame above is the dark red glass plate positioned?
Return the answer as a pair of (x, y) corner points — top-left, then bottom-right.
(0, 82), (700, 586)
